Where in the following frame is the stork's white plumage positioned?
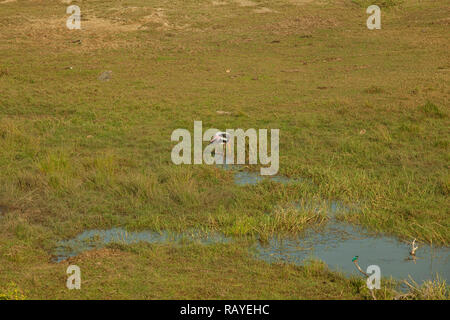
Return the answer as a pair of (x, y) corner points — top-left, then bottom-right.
(209, 132), (231, 164)
(209, 132), (230, 145)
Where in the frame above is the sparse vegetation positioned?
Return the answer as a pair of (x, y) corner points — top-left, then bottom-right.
(364, 85), (385, 94)
(419, 101), (446, 118)
(0, 0), (448, 299)
(352, 0), (404, 8)
(256, 204), (328, 242)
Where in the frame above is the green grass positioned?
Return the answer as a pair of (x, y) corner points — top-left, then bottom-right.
(0, 243), (382, 299)
(0, 282), (27, 300)
(419, 101), (447, 119)
(0, 0), (449, 299)
(352, 0), (404, 8)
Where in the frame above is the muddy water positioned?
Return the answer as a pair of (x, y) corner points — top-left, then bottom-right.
(52, 169), (449, 285)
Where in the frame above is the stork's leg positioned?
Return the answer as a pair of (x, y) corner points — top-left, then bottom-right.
(214, 144), (225, 164)
(225, 142), (232, 164)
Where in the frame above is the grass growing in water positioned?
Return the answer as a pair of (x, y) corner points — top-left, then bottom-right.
(256, 204), (328, 242)
(399, 276), (450, 300)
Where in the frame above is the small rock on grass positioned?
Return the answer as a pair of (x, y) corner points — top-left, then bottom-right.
(98, 71), (112, 81)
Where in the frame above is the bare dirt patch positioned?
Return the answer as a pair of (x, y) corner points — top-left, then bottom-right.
(265, 14), (338, 35)
(1, 9), (179, 51)
(11, 16), (142, 50)
(288, 0), (316, 4)
(140, 9), (171, 30)
(234, 0), (257, 7)
(253, 7), (277, 14)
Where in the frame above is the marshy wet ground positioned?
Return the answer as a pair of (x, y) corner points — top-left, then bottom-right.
(53, 229), (232, 263)
(235, 169), (450, 285)
(52, 168), (449, 286)
(216, 157), (303, 186)
(53, 222), (449, 285)
(233, 170), (302, 185)
(256, 220), (449, 286)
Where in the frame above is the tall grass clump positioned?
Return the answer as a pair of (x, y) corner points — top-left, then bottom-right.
(419, 101), (446, 118)
(399, 276), (449, 300)
(257, 205), (328, 241)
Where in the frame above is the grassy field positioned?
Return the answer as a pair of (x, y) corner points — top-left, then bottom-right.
(0, 0), (448, 299)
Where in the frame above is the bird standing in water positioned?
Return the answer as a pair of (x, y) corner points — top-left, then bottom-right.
(209, 132), (231, 164)
(410, 239), (419, 256)
(209, 131), (229, 145)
